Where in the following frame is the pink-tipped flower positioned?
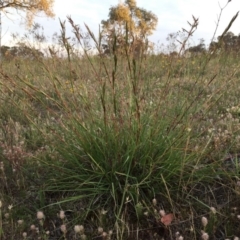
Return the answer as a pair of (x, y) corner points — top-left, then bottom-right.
(201, 232), (209, 240)
(60, 224), (67, 234)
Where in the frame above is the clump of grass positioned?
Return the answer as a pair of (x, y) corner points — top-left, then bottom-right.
(36, 15), (239, 238)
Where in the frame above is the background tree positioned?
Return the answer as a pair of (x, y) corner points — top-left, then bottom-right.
(0, 0), (54, 26)
(101, 0), (158, 57)
(209, 31), (240, 54)
(185, 39), (206, 56)
(219, 31), (240, 52)
(0, 0), (54, 59)
(1, 44), (44, 60)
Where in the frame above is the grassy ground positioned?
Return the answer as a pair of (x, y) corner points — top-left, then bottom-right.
(1, 25), (240, 240)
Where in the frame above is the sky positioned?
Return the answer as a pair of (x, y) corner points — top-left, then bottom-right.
(1, 0), (240, 50)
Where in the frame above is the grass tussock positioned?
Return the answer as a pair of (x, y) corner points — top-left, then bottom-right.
(0, 13), (240, 240)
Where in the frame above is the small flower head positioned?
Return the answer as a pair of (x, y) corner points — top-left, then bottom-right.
(59, 210), (65, 220)
(144, 211), (149, 216)
(81, 234), (87, 240)
(17, 220), (24, 225)
(98, 227), (103, 234)
(60, 224), (67, 234)
(22, 232), (27, 238)
(0, 162), (4, 171)
(8, 205), (13, 210)
(74, 225), (84, 234)
(37, 211), (45, 220)
(30, 225), (36, 231)
(201, 231), (209, 240)
(210, 207), (217, 214)
(152, 198), (157, 206)
(201, 216), (208, 227)
(159, 209), (166, 217)
(102, 231), (108, 238)
(101, 208), (108, 215)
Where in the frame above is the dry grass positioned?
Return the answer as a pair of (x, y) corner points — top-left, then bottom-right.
(0, 17), (240, 239)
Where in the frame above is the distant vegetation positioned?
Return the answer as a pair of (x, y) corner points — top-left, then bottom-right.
(0, 45), (44, 60)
